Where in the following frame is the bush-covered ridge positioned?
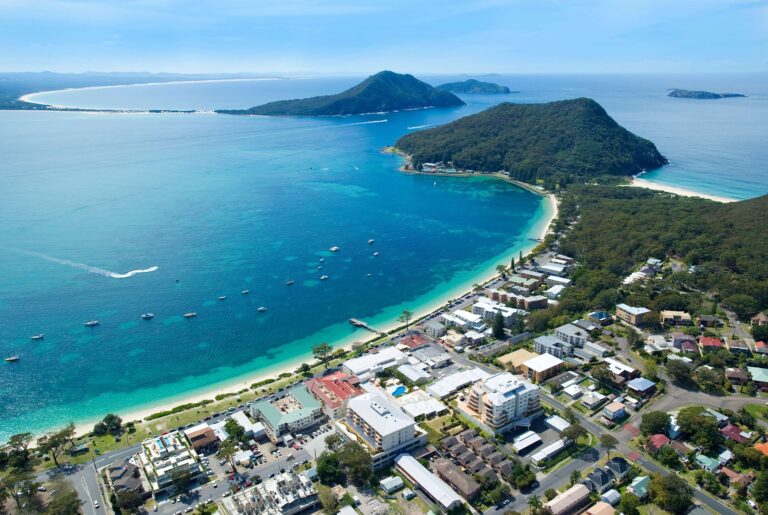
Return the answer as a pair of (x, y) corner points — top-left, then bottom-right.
(218, 70), (465, 116)
(436, 79), (512, 94)
(396, 98), (667, 184)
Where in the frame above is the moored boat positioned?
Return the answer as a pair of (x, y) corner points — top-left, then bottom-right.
(257, 306), (267, 312)
(30, 334), (44, 340)
(286, 280), (294, 286)
(320, 275), (329, 281)
(368, 239), (375, 244)
(241, 289), (250, 295)
(218, 296), (227, 301)
(142, 313), (154, 320)
(329, 246), (340, 252)
(4, 356), (20, 362)
(184, 312), (197, 318)
(84, 320), (99, 327)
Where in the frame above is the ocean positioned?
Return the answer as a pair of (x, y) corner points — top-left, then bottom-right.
(1, 73), (766, 440)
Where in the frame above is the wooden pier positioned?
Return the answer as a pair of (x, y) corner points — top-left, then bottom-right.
(349, 318), (385, 335)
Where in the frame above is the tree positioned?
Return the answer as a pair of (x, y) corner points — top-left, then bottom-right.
(496, 264), (508, 279)
(217, 438), (238, 472)
(171, 469), (193, 493)
(312, 342), (334, 369)
(649, 473), (693, 514)
(93, 414), (123, 437)
(561, 423), (586, 444)
(591, 365), (614, 385)
(640, 411), (671, 436)
(696, 367), (724, 394)
(677, 406), (722, 454)
(518, 251), (524, 267)
(753, 470), (768, 506)
(722, 294), (758, 320)
(398, 310), (414, 330)
(337, 442), (372, 485)
(37, 423), (76, 468)
(619, 492), (640, 515)
(644, 359), (658, 380)
(527, 494), (542, 512)
(46, 482), (82, 515)
(224, 418), (247, 444)
(544, 488), (557, 501)
(317, 484), (339, 514)
(492, 311), (506, 340)
(657, 445), (681, 469)
(665, 360), (692, 385)
(316, 452), (343, 485)
(626, 327), (641, 348)
(4, 468), (37, 509)
(569, 469), (581, 486)
(6, 432), (33, 469)
(562, 407), (576, 424)
(116, 489), (144, 513)
(599, 434), (618, 458)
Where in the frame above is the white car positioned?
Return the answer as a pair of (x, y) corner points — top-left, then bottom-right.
(93, 500), (100, 509)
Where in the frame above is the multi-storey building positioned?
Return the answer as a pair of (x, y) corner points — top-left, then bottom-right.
(458, 372), (540, 435)
(137, 431), (203, 495)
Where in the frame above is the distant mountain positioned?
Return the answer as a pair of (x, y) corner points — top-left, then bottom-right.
(218, 71), (465, 116)
(396, 98), (667, 184)
(668, 89), (746, 99)
(436, 79), (513, 94)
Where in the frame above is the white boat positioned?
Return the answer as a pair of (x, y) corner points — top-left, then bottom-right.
(241, 289), (250, 295)
(30, 334), (44, 340)
(84, 320), (99, 327)
(286, 280), (294, 286)
(329, 246), (340, 252)
(319, 258), (325, 262)
(218, 296), (227, 301)
(368, 239), (375, 244)
(257, 306), (267, 312)
(320, 275), (329, 281)
(373, 252), (379, 257)
(142, 313), (155, 320)
(184, 312), (197, 318)
(4, 356), (20, 362)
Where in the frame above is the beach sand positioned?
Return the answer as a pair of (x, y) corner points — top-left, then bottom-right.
(629, 177), (737, 203)
(71, 186), (559, 438)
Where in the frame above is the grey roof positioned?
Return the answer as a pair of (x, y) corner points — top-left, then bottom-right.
(251, 384), (321, 429)
(395, 454), (462, 510)
(347, 391), (414, 438)
(627, 377), (656, 392)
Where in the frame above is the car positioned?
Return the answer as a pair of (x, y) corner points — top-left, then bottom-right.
(153, 505), (158, 512)
(37, 486), (46, 492)
(220, 459), (227, 466)
(185, 508), (193, 513)
(749, 500), (758, 509)
(93, 501), (100, 509)
(269, 473), (275, 478)
(223, 491), (231, 497)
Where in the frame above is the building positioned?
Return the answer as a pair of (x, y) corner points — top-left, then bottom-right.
(671, 332), (697, 349)
(219, 471), (319, 515)
(602, 401), (626, 421)
(426, 367), (491, 399)
(660, 310), (692, 326)
(137, 432), (203, 495)
(544, 483), (590, 515)
(547, 275), (572, 288)
(539, 262), (569, 277)
(586, 501), (617, 515)
(696, 454), (720, 473)
(459, 372), (540, 435)
(472, 297), (524, 326)
(534, 335), (572, 358)
(184, 424), (219, 451)
(394, 390), (448, 419)
(512, 431), (542, 453)
(581, 391), (607, 410)
(394, 454), (463, 511)
(699, 336), (723, 353)
(341, 346), (407, 380)
(727, 339), (751, 354)
(603, 358), (639, 380)
(647, 434), (670, 454)
(545, 284), (566, 299)
(586, 468), (615, 493)
(697, 315), (721, 327)
(424, 320), (446, 338)
(544, 415), (570, 433)
(497, 348), (538, 372)
(605, 457), (630, 481)
(554, 323), (590, 347)
(531, 439), (568, 467)
(107, 462), (146, 499)
(520, 353), (564, 383)
(380, 476), (404, 494)
(434, 460), (481, 501)
(628, 476), (650, 499)
(251, 385), (324, 442)
(752, 312), (768, 326)
(344, 391), (426, 470)
(519, 269), (546, 282)
(725, 368), (750, 385)
(306, 371), (364, 419)
(748, 367), (768, 390)
(397, 364), (431, 384)
(615, 304), (652, 326)
(588, 310), (612, 326)
(626, 377), (656, 398)
(757, 341), (768, 354)
(397, 332), (430, 351)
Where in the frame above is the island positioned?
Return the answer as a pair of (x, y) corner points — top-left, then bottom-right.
(668, 89), (746, 99)
(436, 79), (513, 94)
(396, 97), (667, 185)
(216, 70), (465, 116)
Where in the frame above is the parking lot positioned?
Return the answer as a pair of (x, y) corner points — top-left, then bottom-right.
(503, 418), (562, 465)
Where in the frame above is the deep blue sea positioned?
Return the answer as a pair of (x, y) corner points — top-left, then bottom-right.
(1, 73), (766, 439)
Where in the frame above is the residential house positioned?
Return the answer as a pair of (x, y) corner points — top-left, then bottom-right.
(704, 408), (729, 427)
(727, 339), (751, 355)
(107, 462), (147, 499)
(581, 391), (607, 410)
(587, 501), (616, 515)
(697, 315), (722, 328)
(380, 476), (405, 494)
(680, 340), (699, 354)
(628, 476), (651, 499)
(660, 310), (692, 326)
(601, 489), (621, 507)
(752, 312), (768, 326)
(306, 371), (364, 419)
(671, 332), (697, 350)
(725, 368), (750, 385)
(586, 468), (615, 494)
(398, 332), (430, 351)
(755, 341), (768, 355)
(602, 401), (626, 422)
(626, 377), (656, 398)
(573, 319), (600, 333)
(605, 457), (631, 481)
(615, 304), (652, 326)
(720, 467), (754, 490)
(699, 336), (724, 353)
(424, 320), (446, 338)
(696, 454), (720, 473)
(545, 484), (590, 515)
(647, 434), (670, 454)
(746, 367), (768, 390)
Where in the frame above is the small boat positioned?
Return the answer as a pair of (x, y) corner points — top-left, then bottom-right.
(30, 334), (44, 340)
(4, 356), (20, 362)
(317, 266), (323, 270)
(368, 239), (375, 245)
(367, 273), (372, 277)
(319, 258), (325, 263)
(218, 296), (227, 301)
(257, 306), (267, 312)
(241, 289), (250, 295)
(142, 313), (154, 320)
(320, 275), (329, 281)
(286, 280), (294, 286)
(329, 246), (340, 253)
(184, 312), (197, 318)
(373, 252), (379, 257)
(84, 320), (99, 327)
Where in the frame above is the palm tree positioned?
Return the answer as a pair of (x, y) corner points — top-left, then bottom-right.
(398, 310), (414, 331)
(569, 469), (581, 486)
(527, 494), (542, 513)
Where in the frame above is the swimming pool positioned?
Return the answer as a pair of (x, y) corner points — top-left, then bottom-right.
(390, 385), (408, 397)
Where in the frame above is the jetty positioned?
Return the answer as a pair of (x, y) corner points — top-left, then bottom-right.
(349, 318), (385, 335)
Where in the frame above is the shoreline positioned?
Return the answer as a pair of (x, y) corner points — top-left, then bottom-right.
(65, 180), (558, 440)
(629, 176), (737, 203)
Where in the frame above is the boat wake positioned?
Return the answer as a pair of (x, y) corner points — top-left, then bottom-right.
(9, 249), (159, 279)
(337, 119), (388, 127)
(407, 124), (435, 130)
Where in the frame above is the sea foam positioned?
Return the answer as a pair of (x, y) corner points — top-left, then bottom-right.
(10, 249), (158, 279)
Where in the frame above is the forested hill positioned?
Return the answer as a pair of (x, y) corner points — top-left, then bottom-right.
(395, 98), (667, 185)
(436, 79), (512, 94)
(217, 71), (465, 116)
(551, 186), (768, 319)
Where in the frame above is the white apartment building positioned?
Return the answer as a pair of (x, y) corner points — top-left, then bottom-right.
(472, 297), (525, 326)
(219, 471), (319, 515)
(459, 372), (540, 435)
(341, 346), (407, 381)
(554, 323), (590, 347)
(137, 431), (203, 495)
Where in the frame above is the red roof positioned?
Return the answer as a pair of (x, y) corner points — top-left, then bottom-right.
(400, 333), (429, 350)
(721, 424), (750, 444)
(699, 336), (723, 348)
(681, 341), (699, 353)
(756, 341), (768, 351)
(648, 434), (671, 452)
(306, 372), (363, 410)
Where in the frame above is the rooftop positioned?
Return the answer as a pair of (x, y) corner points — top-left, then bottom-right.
(342, 346), (406, 376)
(497, 348), (538, 368)
(394, 454), (462, 510)
(306, 372), (364, 410)
(347, 391), (414, 438)
(523, 353), (564, 373)
(627, 377), (655, 392)
(748, 367), (768, 383)
(616, 303), (650, 316)
(251, 384), (321, 428)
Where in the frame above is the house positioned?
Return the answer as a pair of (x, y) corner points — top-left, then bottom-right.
(727, 339), (751, 355)
(660, 310), (692, 326)
(718, 449), (734, 465)
(398, 332), (430, 351)
(573, 319), (600, 333)
(756, 442), (768, 457)
(615, 304), (652, 326)
(670, 441), (692, 461)
(602, 401), (626, 422)
(752, 312), (768, 326)
(721, 424), (751, 444)
(755, 341), (768, 354)
(647, 434), (670, 454)
(724, 368), (749, 385)
(545, 415), (571, 433)
(497, 348), (538, 372)
(586, 501), (616, 515)
(699, 336), (723, 353)
(424, 320), (446, 338)
(720, 467), (754, 490)
(749, 367), (768, 391)
(601, 489), (621, 506)
(394, 454), (463, 511)
(545, 284), (566, 299)
(521, 353), (565, 383)
(697, 315), (722, 327)
(704, 408), (729, 427)
(458, 428), (477, 443)
(496, 459), (514, 477)
(107, 462), (147, 499)
(696, 454), (720, 473)
(681, 340), (699, 354)
(184, 424), (219, 451)
(380, 476), (405, 494)
(671, 332), (697, 349)
(626, 377), (656, 398)
(589, 311), (613, 326)
(585, 468), (615, 493)
(545, 484), (590, 515)
(539, 262), (569, 277)
(581, 391), (607, 410)
(341, 346), (407, 380)
(605, 457), (630, 481)
(434, 460), (481, 501)
(628, 475), (651, 498)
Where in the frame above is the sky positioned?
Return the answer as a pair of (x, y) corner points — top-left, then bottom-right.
(0, 0), (766, 74)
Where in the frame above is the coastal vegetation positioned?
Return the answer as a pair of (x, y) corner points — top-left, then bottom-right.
(216, 70), (464, 116)
(668, 89), (746, 99)
(436, 79), (512, 94)
(396, 98), (667, 185)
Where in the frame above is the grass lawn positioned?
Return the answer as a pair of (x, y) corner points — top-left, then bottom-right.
(744, 403), (768, 420)
(638, 505), (672, 515)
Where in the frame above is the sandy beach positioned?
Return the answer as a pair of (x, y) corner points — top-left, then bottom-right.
(71, 183), (559, 439)
(629, 177), (737, 203)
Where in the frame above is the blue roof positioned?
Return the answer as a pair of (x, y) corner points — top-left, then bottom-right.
(627, 377), (655, 391)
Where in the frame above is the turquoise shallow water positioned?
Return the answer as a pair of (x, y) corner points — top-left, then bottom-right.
(2, 73), (766, 440)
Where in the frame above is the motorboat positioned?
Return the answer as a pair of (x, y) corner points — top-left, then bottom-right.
(84, 320), (99, 327)
(184, 312), (197, 318)
(319, 258), (325, 262)
(218, 296), (227, 301)
(286, 280), (295, 286)
(329, 246), (340, 252)
(4, 356), (20, 362)
(320, 275), (329, 281)
(257, 306), (267, 312)
(373, 252), (379, 257)
(142, 313), (154, 320)
(241, 289), (250, 295)
(368, 239), (375, 244)
(30, 334), (44, 340)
